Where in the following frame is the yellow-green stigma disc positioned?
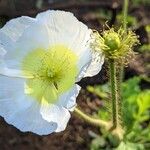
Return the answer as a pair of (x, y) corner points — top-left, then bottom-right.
(22, 45), (78, 104)
(104, 32), (120, 51)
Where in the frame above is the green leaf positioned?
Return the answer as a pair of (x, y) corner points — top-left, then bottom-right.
(139, 44), (150, 52)
(137, 90), (150, 116)
(122, 77), (141, 130)
(90, 136), (106, 150)
(115, 142), (145, 150)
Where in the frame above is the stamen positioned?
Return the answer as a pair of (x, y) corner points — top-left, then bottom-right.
(22, 44), (78, 103)
(47, 69), (54, 78)
(53, 82), (58, 90)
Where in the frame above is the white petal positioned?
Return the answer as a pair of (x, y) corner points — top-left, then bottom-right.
(0, 16), (35, 52)
(0, 67), (34, 78)
(0, 75), (58, 135)
(76, 48), (92, 81)
(36, 10), (83, 50)
(0, 17), (35, 70)
(36, 10), (92, 71)
(58, 85), (81, 111)
(0, 46), (6, 57)
(77, 51), (104, 81)
(3, 23), (50, 70)
(15, 20), (50, 51)
(40, 99), (71, 132)
(84, 52), (104, 77)
(0, 16), (35, 42)
(8, 102), (58, 135)
(1, 10), (92, 74)
(0, 15), (51, 71)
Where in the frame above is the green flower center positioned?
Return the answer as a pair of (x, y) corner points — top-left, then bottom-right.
(104, 32), (120, 51)
(22, 45), (78, 104)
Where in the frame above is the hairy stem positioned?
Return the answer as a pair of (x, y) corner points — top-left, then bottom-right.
(118, 0), (129, 88)
(119, 0), (129, 82)
(117, 0), (129, 126)
(109, 59), (119, 129)
(123, 0), (128, 30)
(74, 107), (110, 129)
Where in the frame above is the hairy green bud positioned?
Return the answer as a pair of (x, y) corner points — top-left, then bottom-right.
(104, 32), (121, 51)
(91, 27), (139, 63)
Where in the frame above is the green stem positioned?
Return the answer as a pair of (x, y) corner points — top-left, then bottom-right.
(74, 107), (110, 129)
(117, 0), (129, 125)
(109, 59), (119, 129)
(119, 0), (129, 82)
(123, 0), (129, 30)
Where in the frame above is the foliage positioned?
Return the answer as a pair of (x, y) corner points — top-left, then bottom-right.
(131, 0), (150, 6)
(116, 14), (137, 27)
(139, 44), (150, 52)
(88, 77), (150, 150)
(115, 141), (145, 150)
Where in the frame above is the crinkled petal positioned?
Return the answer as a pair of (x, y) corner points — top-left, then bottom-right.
(84, 51), (104, 77)
(40, 99), (71, 132)
(76, 51), (104, 81)
(8, 102), (58, 135)
(0, 16), (35, 53)
(0, 46), (6, 57)
(0, 76), (58, 135)
(0, 16), (50, 70)
(0, 16), (35, 41)
(5, 24), (50, 70)
(36, 10), (92, 72)
(58, 85), (81, 111)
(0, 10), (92, 75)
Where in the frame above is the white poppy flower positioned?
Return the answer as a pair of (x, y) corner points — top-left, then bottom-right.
(0, 10), (104, 135)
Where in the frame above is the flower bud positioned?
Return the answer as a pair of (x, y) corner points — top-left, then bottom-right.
(104, 32), (120, 51)
(91, 27), (139, 63)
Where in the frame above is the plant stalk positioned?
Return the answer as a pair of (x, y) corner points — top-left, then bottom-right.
(109, 59), (119, 129)
(116, 0), (129, 125)
(118, 0), (129, 89)
(74, 107), (110, 129)
(123, 0), (128, 31)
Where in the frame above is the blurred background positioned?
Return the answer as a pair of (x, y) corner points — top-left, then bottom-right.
(0, 0), (150, 150)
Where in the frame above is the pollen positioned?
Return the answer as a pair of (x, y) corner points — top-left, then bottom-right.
(22, 45), (78, 103)
(47, 69), (54, 78)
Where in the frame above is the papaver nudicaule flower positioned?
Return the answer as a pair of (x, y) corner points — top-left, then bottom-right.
(0, 10), (104, 135)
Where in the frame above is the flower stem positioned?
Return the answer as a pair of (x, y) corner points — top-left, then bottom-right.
(123, 0), (128, 31)
(74, 107), (110, 129)
(119, 0), (129, 84)
(109, 59), (119, 129)
(117, 0), (129, 125)
(119, 0), (129, 80)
